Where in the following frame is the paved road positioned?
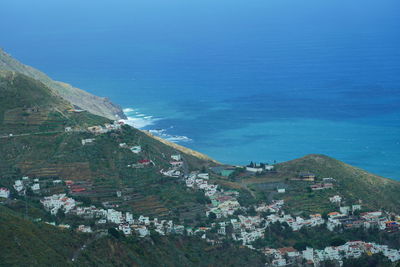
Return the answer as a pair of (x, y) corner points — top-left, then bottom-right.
(0, 131), (63, 139)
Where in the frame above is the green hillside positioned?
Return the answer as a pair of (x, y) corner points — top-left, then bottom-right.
(0, 205), (86, 266)
(219, 154), (400, 215)
(0, 205), (265, 267)
(0, 71), (217, 221)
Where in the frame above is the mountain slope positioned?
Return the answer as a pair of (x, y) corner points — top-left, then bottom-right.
(0, 71), (216, 220)
(0, 205), (86, 266)
(0, 48), (126, 120)
(0, 70), (110, 135)
(0, 205), (265, 267)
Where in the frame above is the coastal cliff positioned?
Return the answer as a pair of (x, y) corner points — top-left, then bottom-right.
(0, 48), (126, 120)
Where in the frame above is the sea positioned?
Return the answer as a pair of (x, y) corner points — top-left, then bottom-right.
(1, 0), (399, 179)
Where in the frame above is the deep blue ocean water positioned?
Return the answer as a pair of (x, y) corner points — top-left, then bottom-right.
(1, 0), (399, 179)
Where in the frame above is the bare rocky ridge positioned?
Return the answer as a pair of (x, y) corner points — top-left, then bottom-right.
(0, 48), (126, 120)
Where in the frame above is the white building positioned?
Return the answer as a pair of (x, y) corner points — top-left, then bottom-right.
(272, 258), (286, 267)
(303, 247), (314, 262)
(171, 154), (182, 161)
(130, 146), (142, 154)
(329, 195), (342, 204)
(119, 224), (132, 235)
(197, 173), (209, 179)
(13, 180), (24, 192)
(31, 183), (40, 191)
(265, 165), (274, 171)
(0, 188), (10, 198)
(82, 138), (95, 145)
(138, 215), (150, 225)
(245, 167), (263, 173)
(107, 209), (123, 224)
(340, 206), (351, 215)
(136, 226), (149, 237)
(77, 225), (92, 233)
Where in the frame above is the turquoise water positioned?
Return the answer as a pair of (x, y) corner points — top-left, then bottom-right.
(1, 0), (399, 179)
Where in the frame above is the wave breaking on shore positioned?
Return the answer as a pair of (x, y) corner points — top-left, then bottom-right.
(122, 107), (192, 143)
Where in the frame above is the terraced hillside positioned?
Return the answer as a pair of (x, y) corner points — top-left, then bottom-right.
(0, 70), (110, 134)
(0, 71), (217, 220)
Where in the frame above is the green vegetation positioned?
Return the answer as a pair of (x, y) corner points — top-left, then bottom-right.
(76, 235), (265, 266)
(1, 67), (400, 266)
(0, 206), (86, 266)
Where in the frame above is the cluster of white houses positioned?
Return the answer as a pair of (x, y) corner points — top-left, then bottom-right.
(326, 209), (399, 232)
(2, 158), (400, 266)
(35, 190), (400, 266)
(160, 154), (184, 177)
(212, 211), (325, 247)
(12, 176), (41, 195)
(264, 241), (400, 266)
(41, 194), (76, 215)
(183, 171), (241, 217)
(39, 193), (189, 238)
(325, 195), (400, 232)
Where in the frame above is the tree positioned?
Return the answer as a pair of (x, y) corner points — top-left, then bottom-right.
(294, 241), (311, 251)
(247, 206), (256, 216)
(201, 166), (207, 173)
(208, 212), (217, 221)
(56, 209), (65, 220)
(25, 187), (34, 196)
(330, 237), (346, 247)
(108, 227), (121, 239)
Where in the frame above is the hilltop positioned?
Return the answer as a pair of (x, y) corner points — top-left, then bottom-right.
(276, 154), (400, 213)
(0, 48), (126, 120)
(215, 154), (400, 215)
